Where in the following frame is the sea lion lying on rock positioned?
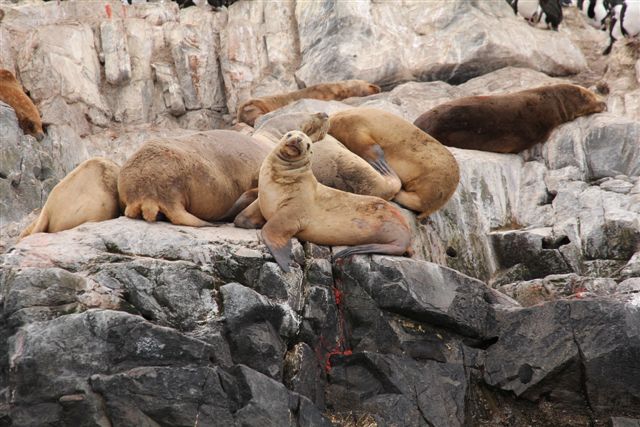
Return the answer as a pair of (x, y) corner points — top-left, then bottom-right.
(20, 158), (120, 238)
(328, 108), (460, 220)
(118, 131), (272, 226)
(257, 130), (412, 272)
(236, 80), (380, 126)
(0, 69), (45, 141)
(413, 84), (607, 154)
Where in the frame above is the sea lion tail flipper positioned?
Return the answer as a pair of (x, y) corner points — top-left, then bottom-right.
(19, 211), (49, 239)
(393, 190), (425, 214)
(334, 243), (407, 260)
(234, 199), (266, 229)
(261, 217), (299, 272)
(221, 188), (259, 221)
(163, 203), (214, 227)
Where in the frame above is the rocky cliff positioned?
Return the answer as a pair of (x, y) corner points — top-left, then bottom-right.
(1, 1), (639, 426)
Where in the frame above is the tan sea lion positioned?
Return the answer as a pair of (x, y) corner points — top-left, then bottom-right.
(253, 112), (402, 200)
(19, 158), (120, 238)
(118, 130), (272, 226)
(328, 108), (460, 220)
(0, 69), (45, 141)
(413, 84), (607, 154)
(237, 80), (381, 126)
(232, 112), (401, 229)
(258, 130), (412, 272)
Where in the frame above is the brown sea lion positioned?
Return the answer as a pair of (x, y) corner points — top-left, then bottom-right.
(413, 84), (607, 154)
(118, 130), (272, 226)
(0, 68), (45, 141)
(328, 108), (460, 220)
(237, 80), (381, 126)
(19, 158), (120, 238)
(257, 130), (412, 272)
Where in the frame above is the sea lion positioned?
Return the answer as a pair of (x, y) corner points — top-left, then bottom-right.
(258, 130), (412, 272)
(237, 80), (381, 126)
(253, 112), (402, 200)
(19, 158), (120, 239)
(232, 112), (402, 229)
(413, 84), (607, 154)
(118, 130), (272, 226)
(328, 108), (460, 220)
(0, 69), (45, 141)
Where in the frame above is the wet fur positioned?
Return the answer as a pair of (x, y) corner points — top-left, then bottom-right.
(237, 80), (381, 126)
(0, 69), (45, 141)
(118, 130), (272, 226)
(258, 131), (412, 272)
(329, 108), (460, 220)
(413, 84), (607, 154)
(20, 158), (120, 238)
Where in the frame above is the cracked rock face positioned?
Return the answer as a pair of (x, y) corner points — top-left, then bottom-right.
(1, 1), (639, 426)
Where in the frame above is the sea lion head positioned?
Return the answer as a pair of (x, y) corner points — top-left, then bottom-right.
(278, 130), (312, 161)
(346, 80), (381, 97)
(560, 84), (607, 118)
(0, 69), (17, 82)
(301, 112), (329, 142)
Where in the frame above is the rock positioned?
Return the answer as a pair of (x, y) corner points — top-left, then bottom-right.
(295, 1), (586, 87)
(100, 19), (132, 86)
(485, 297), (640, 413)
(90, 366), (235, 426)
(18, 23), (111, 125)
(334, 255), (504, 339)
(221, 283), (288, 380)
(0, 102), (58, 228)
(284, 343), (326, 408)
(166, 8), (226, 112)
(152, 62), (186, 116)
(491, 228), (574, 281)
(611, 417), (640, 427)
(496, 274), (617, 306)
(327, 352), (467, 427)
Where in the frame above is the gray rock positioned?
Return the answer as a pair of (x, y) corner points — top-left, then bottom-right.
(491, 228), (574, 281)
(100, 19), (132, 86)
(327, 352), (467, 427)
(335, 255), (501, 339)
(90, 366), (235, 426)
(485, 297), (640, 413)
(295, 1), (586, 87)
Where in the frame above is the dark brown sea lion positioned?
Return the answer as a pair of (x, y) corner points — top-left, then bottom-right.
(413, 84), (607, 154)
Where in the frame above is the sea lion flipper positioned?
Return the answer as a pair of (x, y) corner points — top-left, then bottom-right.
(334, 243), (408, 260)
(222, 188), (260, 221)
(261, 217), (300, 272)
(234, 199), (266, 229)
(365, 144), (395, 177)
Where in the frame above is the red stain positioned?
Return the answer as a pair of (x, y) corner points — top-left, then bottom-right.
(333, 287), (343, 305)
(105, 4), (112, 19)
(315, 276), (353, 373)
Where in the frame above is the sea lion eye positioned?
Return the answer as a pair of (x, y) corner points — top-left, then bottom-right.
(307, 143), (311, 149)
